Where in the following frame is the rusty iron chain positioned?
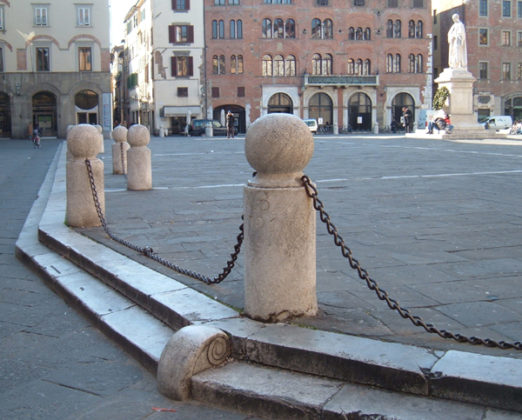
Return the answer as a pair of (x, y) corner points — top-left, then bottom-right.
(85, 159), (243, 284)
(301, 174), (522, 351)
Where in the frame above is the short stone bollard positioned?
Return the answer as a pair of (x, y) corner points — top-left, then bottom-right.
(66, 124), (105, 227)
(127, 124), (152, 191)
(111, 125), (129, 174)
(244, 113), (317, 322)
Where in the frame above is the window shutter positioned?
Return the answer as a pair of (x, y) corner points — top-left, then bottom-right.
(188, 26), (194, 43)
(171, 56), (177, 76)
(169, 25), (176, 43)
(172, 0), (177, 10)
(188, 56), (193, 76)
(186, 0), (190, 9)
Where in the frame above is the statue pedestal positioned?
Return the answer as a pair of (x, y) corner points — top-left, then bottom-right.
(435, 68), (505, 140)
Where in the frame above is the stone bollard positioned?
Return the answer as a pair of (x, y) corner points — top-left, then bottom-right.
(111, 125), (129, 174)
(95, 124), (104, 154)
(127, 124), (152, 190)
(66, 124), (104, 227)
(244, 113), (317, 322)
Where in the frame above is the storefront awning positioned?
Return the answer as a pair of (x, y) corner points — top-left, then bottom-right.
(161, 106), (201, 117)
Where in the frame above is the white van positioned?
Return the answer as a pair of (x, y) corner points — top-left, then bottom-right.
(481, 115), (513, 131)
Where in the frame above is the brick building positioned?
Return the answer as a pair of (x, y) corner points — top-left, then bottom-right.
(0, 0), (112, 139)
(433, 0), (522, 121)
(205, 0), (433, 133)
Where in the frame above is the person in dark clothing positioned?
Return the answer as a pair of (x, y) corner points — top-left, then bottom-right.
(402, 107), (413, 133)
(226, 111), (235, 139)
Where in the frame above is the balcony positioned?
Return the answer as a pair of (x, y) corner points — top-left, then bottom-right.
(304, 74), (379, 87)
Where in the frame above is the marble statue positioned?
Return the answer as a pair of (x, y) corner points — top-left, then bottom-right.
(448, 13), (467, 69)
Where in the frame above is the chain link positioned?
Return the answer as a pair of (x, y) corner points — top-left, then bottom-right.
(302, 175), (522, 351)
(85, 159), (243, 284)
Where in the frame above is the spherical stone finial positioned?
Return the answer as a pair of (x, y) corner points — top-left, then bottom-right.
(67, 124), (101, 158)
(245, 113), (314, 187)
(128, 124), (150, 147)
(112, 125), (128, 143)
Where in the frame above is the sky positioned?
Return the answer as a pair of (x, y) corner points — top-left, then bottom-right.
(109, 0), (135, 46)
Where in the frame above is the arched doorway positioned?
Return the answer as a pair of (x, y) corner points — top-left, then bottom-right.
(348, 92), (372, 131)
(309, 92), (333, 131)
(391, 93), (415, 130)
(32, 91), (57, 137)
(213, 105), (246, 133)
(267, 93), (293, 114)
(75, 89), (99, 124)
(0, 92), (11, 137)
(505, 96), (522, 121)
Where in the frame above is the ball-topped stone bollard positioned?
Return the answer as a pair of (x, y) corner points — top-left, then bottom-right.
(112, 125), (129, 174)
(66, 124), (105, 227)
(127, 124), (152, 191)
(243, 113), (317, 322)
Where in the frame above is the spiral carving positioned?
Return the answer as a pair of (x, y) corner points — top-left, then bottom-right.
(206, 334), (230, 366)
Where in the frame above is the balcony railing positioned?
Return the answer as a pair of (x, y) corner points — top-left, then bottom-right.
(304, 74), (378, 87)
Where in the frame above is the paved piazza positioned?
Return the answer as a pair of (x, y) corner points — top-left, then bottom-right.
(88, 134), (522, 358)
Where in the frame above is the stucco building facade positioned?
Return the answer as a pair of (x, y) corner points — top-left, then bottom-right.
(0, 0), (112, 139)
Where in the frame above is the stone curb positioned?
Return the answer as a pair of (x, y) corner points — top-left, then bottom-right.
(16, 142), (522, 414)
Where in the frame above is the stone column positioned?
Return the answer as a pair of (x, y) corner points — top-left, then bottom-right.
(112, 125), (129, 174)
(244, 113), (317, 322)
(66, 124), (104, 227)
(127, 124), (152, 191)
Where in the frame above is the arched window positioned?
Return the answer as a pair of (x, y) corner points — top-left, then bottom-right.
(323, 19), (333, 39)
(274, 54), (284, 75)
(230, 55), (237, 73)
(348, 27), (355, 40)
(364, 27), (371, 40)
(415, 54), (423, 73)
(408, 54), (415, 72)
(237, 20), (243, 38)
(230, 20), (236, 39)
(311, 18), (321, 39)
(312, 53), (322, 75)
(347, 58), (354, 74)
(323, 53), (332, 75)
(262, 54), (273, 76)
(309, 92), (333, 127)
(386, 20), (393, 38)
(355, 27), (363, 40)
(394, 20), (401, 38)
(219, 20), (225, 38)
(212, 20), (218, 39)
(262, 18), (272, 38)
(363, 59), (371, 75)
(285, 19), (295, 38)
(268, 93), (293, 114)
(355, 58), (363, 75)
(285, 55), (296, 76)
(237, 55), (244, 73)
(408, 20), (415, 38)
(386, 54), (394, 73)
(395, 53), (401, 72)
(212, 55), (225, 74)
(274, 18), (284, 38)
(416, 20), (423, 38)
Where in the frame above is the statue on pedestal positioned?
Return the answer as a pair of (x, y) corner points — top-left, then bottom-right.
(448, 13), (467, 70)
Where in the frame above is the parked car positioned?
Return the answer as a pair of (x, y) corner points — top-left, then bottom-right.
(189, 119), (228, 136)
(303, 118), (318, 134)
(480, 115), (513, 131)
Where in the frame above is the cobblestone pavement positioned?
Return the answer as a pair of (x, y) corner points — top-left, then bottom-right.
(83, 134), (522, 360)
(0, 138), (259, 420)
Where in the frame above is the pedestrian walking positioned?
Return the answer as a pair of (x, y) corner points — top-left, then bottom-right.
(226, 111), (235, 139)
(32, 124), (41, 148)
(402, 107), (412, 133)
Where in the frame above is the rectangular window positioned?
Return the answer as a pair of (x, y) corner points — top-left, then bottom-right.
(237, 86), (245, 97)
(79, 47), (92, 71)
(36, 47), (50, 71)
(77, 6), (91, 26)
(168, 25), (194, 43)
(171, 56), (193, 77)
(387, 0), (398, 6)
(172, 0), (190, 10)
(518, 1), (522, 17)
(412, 0), (424, 7)
(0, 47), (3, 72)
(34, 6), (48, 26)
(229, 0), (240, 4)
(517, 63), (522, 80)
(316, 0), (329, 5)
(211, 87), (220, 98)
(518, 31), (522, 46)
(177, 87), (188, 97)
(0, 6), (4, 30)
(502, 30), (512, 46)
(214, 0), (225, 5)
(479, 0), (488, 16)
(479, 61), (488, 79)
(433, 35), (438, 50)
(503, 0), (512, 17)
(502, 62), (511, 80)
(353, 0), (364, 5)
(479, 28), (488, 45)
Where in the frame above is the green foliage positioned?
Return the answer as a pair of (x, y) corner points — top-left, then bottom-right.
(433, 87), (449, 110)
